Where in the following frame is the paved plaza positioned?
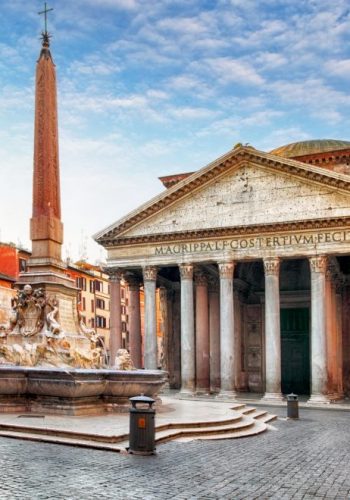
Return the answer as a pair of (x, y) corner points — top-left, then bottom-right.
(0, 405), (349, 499)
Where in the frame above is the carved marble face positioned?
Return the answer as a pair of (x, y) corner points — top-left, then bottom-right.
(23, 285), (33, 296)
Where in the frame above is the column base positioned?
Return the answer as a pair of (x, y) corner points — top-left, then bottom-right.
(216, 390), (237, 400)
(307, 393), (331, 405)
(262, 392), (284, 403)
(179, 387), (195, 397)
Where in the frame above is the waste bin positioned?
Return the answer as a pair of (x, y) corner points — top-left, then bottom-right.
(128, 395), (156, 455)
(287, 393), (299, 419)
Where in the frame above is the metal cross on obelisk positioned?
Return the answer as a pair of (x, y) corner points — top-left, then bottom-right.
(38, 2), (53, 34)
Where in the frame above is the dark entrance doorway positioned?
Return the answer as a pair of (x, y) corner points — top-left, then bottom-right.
(281, 308), (310, 395)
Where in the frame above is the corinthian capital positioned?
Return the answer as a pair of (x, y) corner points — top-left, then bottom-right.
(218, 261), (234, 279)
(179, 263), (193, 280)
(263, 258), (280, 276)
(104, 267), (123, 282)
(143, 266), (157, 282)
(194, 268), (208, 286)
(124, 274), (140, 291)
(310, 255), (327, 274)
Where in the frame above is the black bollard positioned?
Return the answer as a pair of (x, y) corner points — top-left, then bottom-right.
(287, 393), (299, 419)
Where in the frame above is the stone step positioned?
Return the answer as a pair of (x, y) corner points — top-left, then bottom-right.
(0, 430), (125, 453)
(155, 417), (256, 444)
(229, 404), (247, 411)
(247, 409), (268, 419)
(0, 423), (129, 444)
(241, 407), (257, 415)
(260, 413), (278, 424)
(0, 406), (277, 451)
(180, 419), (268, 442)
(155, 414), (243, 432)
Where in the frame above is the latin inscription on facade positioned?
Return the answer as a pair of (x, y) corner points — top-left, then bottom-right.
(154, 230), (350, 256)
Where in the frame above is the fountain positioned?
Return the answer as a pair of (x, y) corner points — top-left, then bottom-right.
(0, 12), (166, 415)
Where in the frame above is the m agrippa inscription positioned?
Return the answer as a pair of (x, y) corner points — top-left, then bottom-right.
(155, 230), (350, 256)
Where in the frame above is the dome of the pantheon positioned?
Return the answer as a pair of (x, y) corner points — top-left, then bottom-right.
(270, 139), (350, 158)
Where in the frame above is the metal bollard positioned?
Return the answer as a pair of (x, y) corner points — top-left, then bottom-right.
(287, 393), (299, 419)
(128, 395), (156, 455)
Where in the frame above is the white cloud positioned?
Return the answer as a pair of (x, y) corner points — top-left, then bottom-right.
(169, 106), (219, 120)
(325, 59), (350, 77)
(201, 57), (265, 86)
(80, 0), (139, 10)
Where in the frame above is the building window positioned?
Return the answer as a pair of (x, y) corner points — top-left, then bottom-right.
(96, 298), (105, 310)
(82, 297), (86, 311)
(121, 305), (126, 315)
(96, 316), (106, 328)
(19, 258), (27, 273)
(122, 321), (127, 333)
(121, 288), (125, 299)
(76, 277), (86, 291)
(91, 299), (94, 313)
(90, 318), (95, 328)
(94, 280), (103, 292)
(89, 280), (95, 293)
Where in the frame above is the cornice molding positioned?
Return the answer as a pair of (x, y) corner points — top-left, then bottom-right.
(101, 216), (350, 248)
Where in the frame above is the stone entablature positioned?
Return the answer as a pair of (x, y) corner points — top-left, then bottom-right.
(106, 227), (350, 268)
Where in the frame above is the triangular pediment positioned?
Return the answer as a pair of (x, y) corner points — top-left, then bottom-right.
(95, 146), (350, 245)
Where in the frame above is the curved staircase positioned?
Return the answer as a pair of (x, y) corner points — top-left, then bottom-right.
(0, 400), (276, 452)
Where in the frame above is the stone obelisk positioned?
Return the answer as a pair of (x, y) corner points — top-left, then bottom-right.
(30, 31), (63, 273)
(18, 29), (80, 336)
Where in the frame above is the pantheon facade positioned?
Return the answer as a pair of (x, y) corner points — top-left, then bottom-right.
(95, 140), (350, 403)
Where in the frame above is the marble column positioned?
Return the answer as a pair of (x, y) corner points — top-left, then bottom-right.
(159, 286), (168, 371)
(169, 286), (181, 389)
(263, 258), (283, 401)
(108, 269), (122, 367)
(209, 278), (220, 393)
(179, 263), (195, 394)
(195, 269), (210, 393)
(335, 282), (344, 398)
(142, 266), (158, 370)
(234, 289), (244, 391)
(218, 261), (236, 397)
(325, 266), (336, 397)
(308, 255), (329, 403)
(126, 276), (142, 368)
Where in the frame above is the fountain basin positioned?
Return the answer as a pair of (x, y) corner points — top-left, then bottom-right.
(0, 366), (167, 415)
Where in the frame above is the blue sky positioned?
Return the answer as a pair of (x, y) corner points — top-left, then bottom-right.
(1, 0), (350, 262)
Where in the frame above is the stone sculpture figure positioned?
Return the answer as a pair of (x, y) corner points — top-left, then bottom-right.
(0, 285), (107, 369)
(114, 349), (135, 370)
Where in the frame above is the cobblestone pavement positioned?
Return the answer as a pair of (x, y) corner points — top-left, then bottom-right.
(0, 406), (349, 500)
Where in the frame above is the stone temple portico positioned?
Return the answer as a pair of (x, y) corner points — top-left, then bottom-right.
(95, 142), (350, 403)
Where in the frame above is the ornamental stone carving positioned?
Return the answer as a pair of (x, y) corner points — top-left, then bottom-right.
(194, 269), (208, 286)
(143, 266), (157, 282)
(105, 268), (123, 283)
(124, 275), (141, 292)
(218, 261), (234, 279)
(263, 258), (280, 276)
(310, 255), (327, 274)
(208, 277), (220, 293)
(179, 263), (193, 280)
